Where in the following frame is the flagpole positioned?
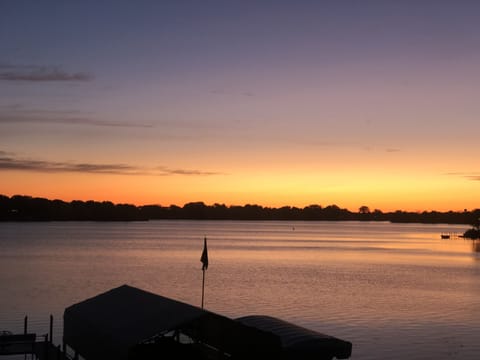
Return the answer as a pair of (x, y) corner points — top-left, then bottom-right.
(200, 236), (208, 309)
(201, 267), (205, 309)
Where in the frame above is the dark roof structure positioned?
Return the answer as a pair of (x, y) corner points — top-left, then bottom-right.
(64, 285), (351, 360)
(63, 285), (280, 360)
(236, 315), (352, 360)
(64, 285), (208, 359)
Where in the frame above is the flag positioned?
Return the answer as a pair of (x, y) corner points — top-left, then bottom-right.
(200, 237), (208, 270)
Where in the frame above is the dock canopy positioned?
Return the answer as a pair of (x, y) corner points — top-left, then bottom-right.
(64, 285), (280, 360)
(236, 315), (352, 360)
(64, 285), (209, 359)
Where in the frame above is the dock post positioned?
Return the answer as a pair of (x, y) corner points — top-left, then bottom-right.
(45, 334), (49, 359)
(50, 314), (53, 344)
(24, 318), (27, 360)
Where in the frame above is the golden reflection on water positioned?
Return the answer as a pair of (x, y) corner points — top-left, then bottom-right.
(94, 224), (479, 271)
(203, 228), (478, 266)
(472, 240), (480, 253)
(1, 221), (479, 360)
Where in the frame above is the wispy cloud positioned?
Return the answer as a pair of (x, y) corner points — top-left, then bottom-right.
(0, 156), (140, 175)
(156, 166), (222, 176)
(0, 107), (153, 128)
(0, 115), (153, 128)
(363, 146), (403, 153)
(0, 64), (92, 82)
(461, 174), (480, 181)
(446, 172), (480, 181)
(0, 153), (222, 176)
(211, 89), (255, 97)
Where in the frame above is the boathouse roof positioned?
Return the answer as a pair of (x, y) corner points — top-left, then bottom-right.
(236, 315), (352, 359)
(63, 285), (280, 360)
(64, 285), (208, 359)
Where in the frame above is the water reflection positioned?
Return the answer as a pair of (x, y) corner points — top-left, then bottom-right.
(471, 240), (480, 253)
(1, 221), (479, 360)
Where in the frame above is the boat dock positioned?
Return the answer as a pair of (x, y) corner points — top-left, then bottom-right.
(0, 337), (67, 360)
(35, 342), (67, 360)
(0, 316), (69, 360)
(2, 285), (352, 360)
(440, 232), (462, 239)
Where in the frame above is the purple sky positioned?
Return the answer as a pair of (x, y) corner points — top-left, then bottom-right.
(1, 1), (479, 210)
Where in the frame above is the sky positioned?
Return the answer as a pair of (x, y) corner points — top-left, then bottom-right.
(1, 0), (479, 211)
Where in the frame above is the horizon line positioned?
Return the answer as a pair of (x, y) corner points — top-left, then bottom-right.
(2, 193), (479, 214)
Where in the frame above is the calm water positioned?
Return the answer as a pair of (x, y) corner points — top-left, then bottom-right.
(1, 221), (479, 359)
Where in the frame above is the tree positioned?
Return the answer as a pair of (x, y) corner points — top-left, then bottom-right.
(359, 206), (370, 214)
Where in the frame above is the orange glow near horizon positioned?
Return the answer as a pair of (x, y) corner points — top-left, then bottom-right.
(2, 165), (478, 212)
(2, 2), (480, 216)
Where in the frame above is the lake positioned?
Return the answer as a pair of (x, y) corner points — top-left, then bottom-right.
(0, 220), (479, 359)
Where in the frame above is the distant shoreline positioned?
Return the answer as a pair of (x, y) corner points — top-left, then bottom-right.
(1, 194), (479, 225)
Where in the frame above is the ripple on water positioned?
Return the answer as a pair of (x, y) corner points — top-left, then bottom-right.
(0, 221), (479, 360)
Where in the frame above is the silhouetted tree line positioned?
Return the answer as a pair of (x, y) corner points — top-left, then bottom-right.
(0, 195), (142, 221)
(0, 195), (479, 225)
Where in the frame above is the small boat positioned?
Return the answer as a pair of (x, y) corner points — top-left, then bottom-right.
(441, 234), (450, 239)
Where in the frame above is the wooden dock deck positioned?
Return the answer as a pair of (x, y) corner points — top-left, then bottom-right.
(34, 341), (69, 360)
(0, 339), (68, 360)
(1, 315), (69, 359)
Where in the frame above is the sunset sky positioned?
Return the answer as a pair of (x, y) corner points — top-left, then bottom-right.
(1, 1), (479, 211)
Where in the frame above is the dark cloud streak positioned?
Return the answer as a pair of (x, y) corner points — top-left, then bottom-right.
(0, 154), (222, 176)
(211, 89), (255, 97)
(0, 115), (153, 128)
(0, 64), (92, 82)
(466, 176), (480, 181)
(446, 172), (480, 181)
(0, 157), (140, 175)
(157, 166), (222, 176)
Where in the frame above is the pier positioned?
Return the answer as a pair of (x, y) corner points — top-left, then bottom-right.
(0, 316), (68, 360)
(440, 232), (462, 239)
(0, 336), (67, 360)
(64, 285), (352, 360)
(2, 285), (352, 360)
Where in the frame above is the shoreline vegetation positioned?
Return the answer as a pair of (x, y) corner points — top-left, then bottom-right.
(463, 228), (480, 239)
(0, 194), (479, 229)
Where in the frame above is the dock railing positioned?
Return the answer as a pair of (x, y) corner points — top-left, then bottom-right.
(0, 315), (70, 360)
